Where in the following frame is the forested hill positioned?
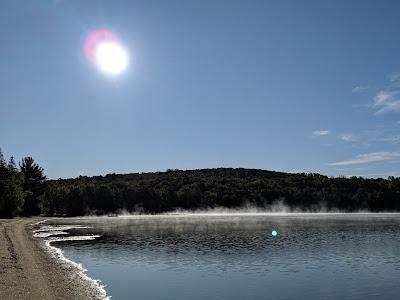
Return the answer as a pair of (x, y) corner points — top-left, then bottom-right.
(42, 168), (400, 216)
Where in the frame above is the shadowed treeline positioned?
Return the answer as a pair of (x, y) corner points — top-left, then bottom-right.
(1, 147), (400, 218)
(0, 149), (46, 218)
(43, 168), (400, 216)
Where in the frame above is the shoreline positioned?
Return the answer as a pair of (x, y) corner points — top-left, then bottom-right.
(0, 218), (107, 300)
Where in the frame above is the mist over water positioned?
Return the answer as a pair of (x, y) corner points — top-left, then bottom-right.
(108, 202), (365, 217)
(46, 214), (400, 300)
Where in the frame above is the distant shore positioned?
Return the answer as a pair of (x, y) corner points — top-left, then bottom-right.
(0, 218), (105, 300)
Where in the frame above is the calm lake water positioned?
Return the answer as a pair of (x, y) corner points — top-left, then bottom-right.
(49, 214), (400, 300)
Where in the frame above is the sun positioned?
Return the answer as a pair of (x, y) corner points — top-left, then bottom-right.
(84, 29), (129, 76)
(95, 42), (129, 75)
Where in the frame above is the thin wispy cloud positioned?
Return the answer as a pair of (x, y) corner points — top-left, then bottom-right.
(380, 134), (400, 144)
(339, 133), (354, 142)
(353, 71), (400, 114)
(352, 85), (379, 93)
(287, 170), (304, 174)
(312, 130), (330, 137)
(337, 127), (400, 147)
(329, 151), (400, 166)
(389, 72), (400, 84)
(372, 90), (400, 114)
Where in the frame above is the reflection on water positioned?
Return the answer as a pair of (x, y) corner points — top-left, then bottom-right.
(49, 214), (400, 300)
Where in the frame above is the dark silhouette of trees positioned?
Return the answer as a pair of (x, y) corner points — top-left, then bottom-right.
(19, 157), (47, 216)
(0, 150), (25, 218)
(2, 146), (400, 218)
(41, 168), (400, 216)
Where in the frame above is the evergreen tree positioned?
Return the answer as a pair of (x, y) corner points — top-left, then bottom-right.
(0, 150), (25, 218)
(0, 148), (4, 167)
(19, 157), (47, 216)
(8, 156), (16, 171)
(0, 148), (6, 215)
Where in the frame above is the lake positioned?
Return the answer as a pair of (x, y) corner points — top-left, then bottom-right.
(46, 214), (400, 300)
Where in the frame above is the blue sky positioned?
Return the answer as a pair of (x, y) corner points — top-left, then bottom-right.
(1, 0), (400, 179)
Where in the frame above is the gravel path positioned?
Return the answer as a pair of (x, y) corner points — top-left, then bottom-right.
(0, 218), (105, 300)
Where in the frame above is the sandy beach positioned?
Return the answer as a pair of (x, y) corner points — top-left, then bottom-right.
(0, 218), (104, 300)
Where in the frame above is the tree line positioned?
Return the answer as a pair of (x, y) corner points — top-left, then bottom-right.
(1, 148), (400, 218)
(43, 169), (400, 216)
(0, 149), (47, 218)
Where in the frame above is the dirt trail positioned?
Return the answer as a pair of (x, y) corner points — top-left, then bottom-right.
(0, 218), (104, 300)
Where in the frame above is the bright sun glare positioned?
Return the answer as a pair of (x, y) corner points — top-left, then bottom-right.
(84, 29), (129, 76)
(95, 42), (129, 75)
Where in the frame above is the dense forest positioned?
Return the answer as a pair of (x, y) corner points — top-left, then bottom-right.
(1, 148), (400, 218)
(0, 149), (47, 218)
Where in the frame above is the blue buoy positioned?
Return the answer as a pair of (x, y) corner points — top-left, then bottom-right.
(271, 230), (278, 237)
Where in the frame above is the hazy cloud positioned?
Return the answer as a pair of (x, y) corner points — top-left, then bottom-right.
(287, 170), (305, 174)
(328, 151), (400, 166)
(351, 85), (374, 93)
(389, 72), (400, 84)
(339, 133), (354, 142)
(379, 134), (400, 144)
(336, 127), (400, 147)
(354, 72), (400, 114)
(372, 90), (400, 114)
(312, 130), (330, 137)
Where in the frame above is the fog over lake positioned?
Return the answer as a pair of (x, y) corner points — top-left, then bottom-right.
(48, 214), (400, 300)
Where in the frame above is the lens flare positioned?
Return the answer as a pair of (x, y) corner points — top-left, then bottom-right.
(84, 29), (129, 75)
